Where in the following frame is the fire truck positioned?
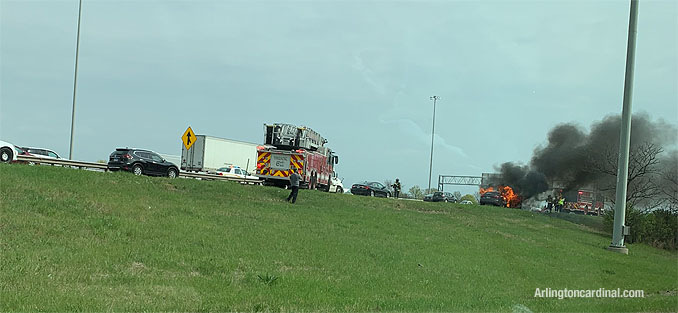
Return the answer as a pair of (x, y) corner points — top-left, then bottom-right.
(562, 189), (604, 216)
(255, 123), (341, 192)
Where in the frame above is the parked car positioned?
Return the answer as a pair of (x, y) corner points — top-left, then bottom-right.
(107, 148), (179, 178)
(350, 181), (391, 198)
(423, 191), (457, 202)
(0, 140), (19, 163)
(480, 191), (506, 207)
(460, 200), (474, 205)
(214, 165), (259, 180)
(20, 147), (61, 159)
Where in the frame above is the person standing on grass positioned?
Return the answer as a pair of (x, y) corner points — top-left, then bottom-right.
(392, 178), (402, 199)
(286, 168), (301, 204)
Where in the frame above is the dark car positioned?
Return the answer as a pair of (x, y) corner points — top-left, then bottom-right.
(350, 181), (391, 198)
(107, 148), (179, 178)
(423, 191), (457, 202)
(480, 191), (506, 207)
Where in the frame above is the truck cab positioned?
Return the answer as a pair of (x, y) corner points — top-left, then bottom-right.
(328, 172), (344, 194)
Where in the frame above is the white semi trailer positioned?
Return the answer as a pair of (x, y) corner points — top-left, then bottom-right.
(181, 135), (258, 173)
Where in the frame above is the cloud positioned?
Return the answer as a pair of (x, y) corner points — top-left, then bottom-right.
(379, 117), (469, 159)
(352, 51), (386, 95)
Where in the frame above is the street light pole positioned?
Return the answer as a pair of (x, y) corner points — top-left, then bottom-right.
(608, 0), (640, 255)
(69, 0), (83, 160)
(428, 96), (439, 192)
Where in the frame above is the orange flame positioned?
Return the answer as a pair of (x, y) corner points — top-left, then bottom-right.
(501, 186), (520, 208)
(479, 185), (521, 208)
(479, 187), (494, 195)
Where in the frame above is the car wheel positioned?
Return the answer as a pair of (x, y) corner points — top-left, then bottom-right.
(132, 164), (143, 176)
(0, 147), (12, 163)
(167, 168), (178, 179)
(370, 190), (375, 197)
(336, 187), (343, 194)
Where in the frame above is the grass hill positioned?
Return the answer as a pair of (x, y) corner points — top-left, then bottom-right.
(0, 164), (676, 312)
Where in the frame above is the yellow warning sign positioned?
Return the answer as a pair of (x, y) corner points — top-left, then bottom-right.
(182, 127), (196, 150)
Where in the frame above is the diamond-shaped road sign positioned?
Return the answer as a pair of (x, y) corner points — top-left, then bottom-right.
(182, 127), (196, 150)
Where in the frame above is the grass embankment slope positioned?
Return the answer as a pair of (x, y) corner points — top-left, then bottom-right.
(0, 164), (676, 312)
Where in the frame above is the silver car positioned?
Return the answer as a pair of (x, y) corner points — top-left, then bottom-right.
(21, 147), (62, 159)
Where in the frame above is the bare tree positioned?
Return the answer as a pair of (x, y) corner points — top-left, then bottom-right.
(383, 179), (394, 193)
(659, 152), (678, 213)
(409, 185), (424, 199)
(586, 142), (664, 211)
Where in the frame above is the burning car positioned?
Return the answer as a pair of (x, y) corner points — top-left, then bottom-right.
(480, 191), (506, 207)
(479, 186), (520, 207)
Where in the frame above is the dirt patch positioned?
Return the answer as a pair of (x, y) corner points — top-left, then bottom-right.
(163, 183), (179, 192)
(494, 230), (515, 239)
(128, 261), (148, 274)
(658, 290), (678, 296)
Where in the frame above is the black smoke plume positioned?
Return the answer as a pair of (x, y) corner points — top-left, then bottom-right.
(491, 113), (677, 199)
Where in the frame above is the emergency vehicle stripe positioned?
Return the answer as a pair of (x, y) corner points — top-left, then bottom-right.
(257, 152), (270, 162)
(272, 170), (290, 177)
(290, 154), (304, 170)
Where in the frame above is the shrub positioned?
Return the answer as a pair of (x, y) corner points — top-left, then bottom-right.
(603, 205), (678, 250)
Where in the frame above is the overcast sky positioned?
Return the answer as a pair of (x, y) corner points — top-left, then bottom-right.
(1, 0), (676, 195)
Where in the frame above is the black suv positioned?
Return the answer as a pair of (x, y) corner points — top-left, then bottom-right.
(107, 148), (179, 178)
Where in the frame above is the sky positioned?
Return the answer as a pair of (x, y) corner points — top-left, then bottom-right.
(1, 0), (676, 196)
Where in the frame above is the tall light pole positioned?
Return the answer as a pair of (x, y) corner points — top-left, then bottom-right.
(608, 0), (639, 255)
(428, 96), (440, 192)
(69, 0), (84, 160)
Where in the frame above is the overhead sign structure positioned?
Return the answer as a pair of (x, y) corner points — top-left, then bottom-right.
(182, 127), (196, 150)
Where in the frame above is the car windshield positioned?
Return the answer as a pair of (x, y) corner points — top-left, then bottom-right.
(218, 167), (232, 172)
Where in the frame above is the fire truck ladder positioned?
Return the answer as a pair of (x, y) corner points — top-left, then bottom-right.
(438, 175), (482, 191)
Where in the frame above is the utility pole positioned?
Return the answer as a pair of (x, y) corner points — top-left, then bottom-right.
(69, 0), (83, 160)
(428, 96), (440, 192)
(608, 0), (639, 255)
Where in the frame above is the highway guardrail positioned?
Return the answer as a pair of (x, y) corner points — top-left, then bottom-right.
(15, 155), (262, 185)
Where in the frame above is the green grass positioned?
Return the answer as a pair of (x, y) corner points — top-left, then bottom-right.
(547, 212), (607, 234)
(0, 164), (676, 312)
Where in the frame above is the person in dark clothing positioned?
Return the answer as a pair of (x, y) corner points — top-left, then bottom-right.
(310, 171), (317, 190)
(392, 178), (402, 199)
(286, 168), (301, 203)
(546, 195), (553, 213)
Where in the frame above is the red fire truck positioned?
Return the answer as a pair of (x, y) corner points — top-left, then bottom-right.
(255, 123), (340, 191)
(563, 189), (604, 215)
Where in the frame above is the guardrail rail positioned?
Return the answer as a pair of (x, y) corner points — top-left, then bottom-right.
(15, 155), (262, 185)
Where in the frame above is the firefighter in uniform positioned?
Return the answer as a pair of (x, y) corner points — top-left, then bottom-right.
(392, 178), (402, 199)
